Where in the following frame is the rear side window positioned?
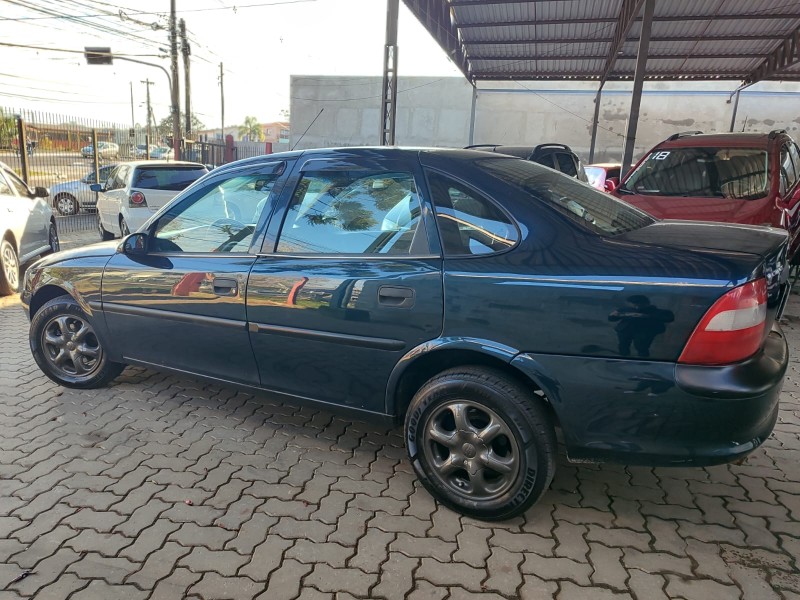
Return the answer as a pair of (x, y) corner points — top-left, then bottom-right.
(780, 142), (799, 195)
(276, 170), (423, 255)
(554, 153), (578, 177)
(133, 167), (207, 191)
(427, 171), (519, 256)
(475, 157), (654, 236)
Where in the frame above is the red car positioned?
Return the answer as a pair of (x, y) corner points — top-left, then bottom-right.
(585, 163), (622, 192)
(615, 130), (800, 259)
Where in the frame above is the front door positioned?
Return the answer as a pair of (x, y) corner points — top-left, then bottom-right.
(101, 160), (291, 384)
(247, 154), (444, 415)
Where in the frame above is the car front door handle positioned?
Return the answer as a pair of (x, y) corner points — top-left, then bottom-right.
(378, 285), (415, 308)
(213, 277), (238, 296)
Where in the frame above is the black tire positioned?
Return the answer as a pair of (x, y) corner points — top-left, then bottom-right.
(119, 216), (130, 237)
(98, 214), (114, 241)
(0, 238), (19, 295)
(405, 366), (556, 521)
(46, 222), (60, 254)
(54, 193), (78, 216)
(30, 295), (124, 388)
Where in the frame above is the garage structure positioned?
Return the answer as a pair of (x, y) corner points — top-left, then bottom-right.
(392, 0), (800, 174)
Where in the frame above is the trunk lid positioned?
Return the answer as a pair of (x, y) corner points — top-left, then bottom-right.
(620, 220), (790, 333)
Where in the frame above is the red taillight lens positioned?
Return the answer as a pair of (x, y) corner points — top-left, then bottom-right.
(129, 191), (146, 207)
(678, 278), (768, 365)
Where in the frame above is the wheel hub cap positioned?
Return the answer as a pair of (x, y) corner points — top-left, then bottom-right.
(422, 401), (521, 502)
(41, 315), (102, 379)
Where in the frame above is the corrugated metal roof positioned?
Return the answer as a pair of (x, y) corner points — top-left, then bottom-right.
(402, 0), (800, 83)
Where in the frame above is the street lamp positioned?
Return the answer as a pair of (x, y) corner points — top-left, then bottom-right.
(84, 47), (180, 156)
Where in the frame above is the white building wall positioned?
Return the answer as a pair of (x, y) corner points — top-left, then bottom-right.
(291, 75), (800, 163)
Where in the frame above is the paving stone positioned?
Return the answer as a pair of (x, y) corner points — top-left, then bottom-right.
(22, 572), (89, 600)
(588, 543), (627, 590)
(485, 547), (523, 596)
(65, 553), (139, 584)
(729, 564), (781, 600)
(664, 575), (742, 600)
(557, 581), (633, 600)
(189, 572), (264, 600)
(253, 558), (312, 600)
(628, 571), (668, 600)
(452, 523), (492, 568)
(519, 573), (560, 600)
(622, 548), (694, 577)
(240, 535), (294, 581)
(351, 528), (395, 572)
(149, 567), (204, 600)
(119, 519), (181, 562)
(522, 553), (593, 586)
(305, 563), (379, 596)
(272, 516), (334, 543)
(179, 546), (249, 576)
(417, 558), (484, 591)
(225, 513), (279, 555)
(371, 552), (416, 600)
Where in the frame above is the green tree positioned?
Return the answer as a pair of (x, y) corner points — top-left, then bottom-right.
(239, 116), (264, 142)
(158, 113), (206, 140)
(0, 109), (17, 149)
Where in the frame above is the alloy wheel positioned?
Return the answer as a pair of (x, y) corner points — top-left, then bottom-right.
(1, 243), (18, 290)
(41, 314), (103, 378)
(49, 225), (60, 253)
(56, 195), (77, 215)
(422, 400), (521, 501)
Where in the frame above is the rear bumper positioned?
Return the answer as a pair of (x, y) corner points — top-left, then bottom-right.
(511, 324), (787, 466)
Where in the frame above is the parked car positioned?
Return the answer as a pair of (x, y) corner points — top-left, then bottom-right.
(615, 130), (800, 259)
(93, 161), (208, 239)
(150, 146), (175, 160)
(81, 142), (120, 160)
(22, 148), (789, 520)
(48, 164), (116, 215)
(0, 161), (58, 295)
(465, 143), (589, 182)
(135, 144), (159, 159)
(586, 163), (622, 192)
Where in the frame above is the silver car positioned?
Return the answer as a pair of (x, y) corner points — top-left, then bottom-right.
(0, 162), (58, 295)
(81, 142), (120, 159)
(48, 164), (116, 215)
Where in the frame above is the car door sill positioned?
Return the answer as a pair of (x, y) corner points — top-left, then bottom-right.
(124, 357), (395, 424)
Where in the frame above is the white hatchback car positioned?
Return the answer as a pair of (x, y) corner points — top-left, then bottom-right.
(0, 162), (58, 294)
(93, 161), (208, 239)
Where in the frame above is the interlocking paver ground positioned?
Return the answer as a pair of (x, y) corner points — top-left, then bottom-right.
(2, 257), (800, 598)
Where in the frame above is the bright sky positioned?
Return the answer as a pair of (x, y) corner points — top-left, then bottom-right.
(0, 0), (462, 129)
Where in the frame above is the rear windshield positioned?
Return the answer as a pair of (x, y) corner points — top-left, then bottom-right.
(620, 147), (769, 200)
(133, 166), (207, 191)
(474, 157), (655, 236)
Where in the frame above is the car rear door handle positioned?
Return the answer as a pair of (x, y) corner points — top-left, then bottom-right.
(378, 285), (414, 308)
(213, 277), (238, 296)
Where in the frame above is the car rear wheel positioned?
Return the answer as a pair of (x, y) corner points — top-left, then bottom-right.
(54, 193), (78, 216)
(0, 239), (19, 295)
(30, 295), (124, 388)
(405, 367), (556, 521)
(98, 214), (114, 241)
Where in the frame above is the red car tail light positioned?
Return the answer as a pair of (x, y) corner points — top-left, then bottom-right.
(129, 191), (147, 207)
(678, 278), (768, 365)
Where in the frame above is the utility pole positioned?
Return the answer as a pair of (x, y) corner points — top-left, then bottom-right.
(219, 62), (225, 142)
(142, 79), (154, 158)
(169, 0), (181, 158)
(179, 18), (191, 139)
(129, 82), (135, 129)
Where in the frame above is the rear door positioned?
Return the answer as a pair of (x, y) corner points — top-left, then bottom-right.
(100, 165), (130, 235)
(101, 160), (290, 384)
(246, 153), (443, 414)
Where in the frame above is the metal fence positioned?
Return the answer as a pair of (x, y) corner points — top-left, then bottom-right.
(1, 107), (273, 237)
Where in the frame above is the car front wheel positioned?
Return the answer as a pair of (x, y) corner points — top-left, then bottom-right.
(54, 193), (78, 216)
(98, 214), (114, 241)
(0, 239), (19, 295)
(47, 223), (60, 254)
(30, 295), (124, 388)
(405, 366), (557, 521)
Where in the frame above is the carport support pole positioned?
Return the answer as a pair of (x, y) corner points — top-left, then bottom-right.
(468, 85), (477, 146)
(379, 0), (399, 145)
(92, 129), (100, 198)
(729, 88), (741, 132)
(621, 0), (654, 177)
(588, 86), (604, 163)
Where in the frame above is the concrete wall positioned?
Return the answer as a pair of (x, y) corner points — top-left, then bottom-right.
(290, 75), (800, 163)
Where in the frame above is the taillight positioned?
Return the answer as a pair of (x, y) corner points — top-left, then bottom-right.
(678, 278), (768, 365)
(129, 191), (147, 207)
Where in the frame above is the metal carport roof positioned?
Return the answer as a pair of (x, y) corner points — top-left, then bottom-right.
(396, 0), (800, 170)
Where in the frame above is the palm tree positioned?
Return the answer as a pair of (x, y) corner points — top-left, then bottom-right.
(239, 116), (264, 142)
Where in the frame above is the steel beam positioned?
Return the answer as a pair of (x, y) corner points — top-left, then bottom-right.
(621, 0), (654, 177)
(463, 34), (784, 45)
(380, 0), (400, 146)
(469, 52), (770, 61)
(455, 14), (799, 28)
(743, 25), (800, 84)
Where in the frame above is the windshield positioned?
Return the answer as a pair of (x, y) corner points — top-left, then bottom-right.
(474, 158), (654, 236)
(133, 166), (207, 191)
(621, 147), (769, 200)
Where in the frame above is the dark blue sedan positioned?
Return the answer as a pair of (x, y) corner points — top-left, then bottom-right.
(22, 148), (790, 520)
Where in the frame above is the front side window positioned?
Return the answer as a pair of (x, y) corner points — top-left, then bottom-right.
(780, 142), (799, 196)
(475, 157), (654, 236)
(427, 171), (519, 256)
(554, 153), (578, 177)
(276, 170), (422, 255)
(621, 147), (769, 200)
(152, 171), (280, 253)
(5, 169), (29, 197)
(0, 171), (12, 196)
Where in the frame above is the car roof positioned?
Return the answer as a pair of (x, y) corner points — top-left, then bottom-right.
(657, 132), (780, 149)
(124, 160), (206, 168)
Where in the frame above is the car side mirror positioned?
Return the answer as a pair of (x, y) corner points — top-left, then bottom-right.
(604, 177), (619, 193)
(89, 183), (104, 192)
(121, 232), (148, 255)
(30, 186), (49, 198)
